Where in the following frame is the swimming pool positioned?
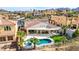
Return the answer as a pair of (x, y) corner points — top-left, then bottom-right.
(37, 39), (52, 45)
(24, 38), (53, 48)
(24, 36), (54, 48)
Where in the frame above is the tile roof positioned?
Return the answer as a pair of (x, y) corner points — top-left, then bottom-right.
(26, 20), (61, 30)
(0, 19), (16, 26)
(26, 19), (48, 28)
(26, 20), (41, 28)
(27, 22), (61, 29)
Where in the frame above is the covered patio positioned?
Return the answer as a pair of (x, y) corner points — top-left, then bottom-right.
(26, 22), (61, 37)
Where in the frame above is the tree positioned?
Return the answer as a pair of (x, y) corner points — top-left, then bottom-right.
(61, 25), (68, 35)
(76, 19), (79, 29)
(61, 36), (67, 44)
(72, 29), (79, 38)
(64, 10), (76, 28)
(17, 31), (26, 50)
(27, 37), (39, 49)
(64, 14), (68, 26)
(67, 10), (77, 28)
(26, 13), (33, 19)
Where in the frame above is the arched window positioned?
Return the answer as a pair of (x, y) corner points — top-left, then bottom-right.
(4, 26), (11, 31)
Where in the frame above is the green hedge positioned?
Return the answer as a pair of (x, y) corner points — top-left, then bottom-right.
(72, 29), (79, 38)
(50, 35), (67, 43)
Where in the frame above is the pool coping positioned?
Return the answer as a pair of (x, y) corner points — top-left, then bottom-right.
(23, 37), (54, 48)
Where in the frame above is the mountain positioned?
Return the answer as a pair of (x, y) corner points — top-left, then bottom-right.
(72, 7), (79, 11)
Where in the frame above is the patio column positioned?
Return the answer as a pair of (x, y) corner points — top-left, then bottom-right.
(40, 30), (42, 34)
(36, 30), (38, 34)
(26, 29), (29, 35)
(48, 30), (51, 34)
(6, 36), (8, 41)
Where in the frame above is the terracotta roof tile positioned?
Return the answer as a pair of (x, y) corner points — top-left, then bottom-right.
(26, 20), (41, 28)
(0, 19), (16, 26)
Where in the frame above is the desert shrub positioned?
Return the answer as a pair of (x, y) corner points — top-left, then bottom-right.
(72, 29), (79, 38)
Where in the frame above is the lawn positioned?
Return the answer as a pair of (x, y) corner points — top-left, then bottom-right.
(50, 35), (66, 43)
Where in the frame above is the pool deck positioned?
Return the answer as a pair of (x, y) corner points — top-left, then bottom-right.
(24, 34), (54, 48)
(25, 33), (59, 40)
(25, 34), (49, 40)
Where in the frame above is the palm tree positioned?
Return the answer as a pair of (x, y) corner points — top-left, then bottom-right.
(61, 25), (68, 35)
(64, 10), (74, 28)
(68, 15), (73, 28)
(62, 36), (67, 44)
(76, 19), (79, 29)
(64, 14), (68, 26)
(27, 37), (39, 49)
(67, 10), (77, 28)
(17, 31), (26, 50)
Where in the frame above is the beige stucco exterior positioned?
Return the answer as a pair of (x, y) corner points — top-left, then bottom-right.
(43, 10), (56, 16)
(50, 15), (79, 26)
(0, 21), (16, 43)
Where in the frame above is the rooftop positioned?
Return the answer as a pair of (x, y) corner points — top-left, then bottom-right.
(0, 19), (16, 26)
(26, 19), (49, 28)
(27, 21), (61, 30)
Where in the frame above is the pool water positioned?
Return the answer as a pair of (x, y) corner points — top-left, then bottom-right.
(37, 39), (52, 45)
(24, 39), (52, 48)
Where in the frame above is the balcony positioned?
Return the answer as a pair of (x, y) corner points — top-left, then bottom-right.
(0, 30), (15, 37)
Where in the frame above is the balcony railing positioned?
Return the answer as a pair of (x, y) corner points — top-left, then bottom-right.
(0, 30), (15, 36)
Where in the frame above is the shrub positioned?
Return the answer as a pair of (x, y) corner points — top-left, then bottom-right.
(50, 35), (67, 43)
(72, 29), (79, 38)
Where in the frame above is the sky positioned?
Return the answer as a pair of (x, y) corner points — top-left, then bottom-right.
(0, 7), (53, 11)
(0, 0), (79, 11)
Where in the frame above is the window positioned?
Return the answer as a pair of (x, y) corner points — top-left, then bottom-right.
(8, 36), (13, 41)
(0, 37), (6, 42)
(2, 17), (5, 19)
(29, 30), (36, 34)
(4, 26), (11, 31)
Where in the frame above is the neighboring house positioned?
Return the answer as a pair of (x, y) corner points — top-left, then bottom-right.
(32, 9), (56, 17)
(8, 14), (21, 20)
(43, 10), (56, 16)
(50, 15), (79, 27)
(32, 10), (43, 16)
(0, 14), (9, 20)
(0, 19), (16, 43)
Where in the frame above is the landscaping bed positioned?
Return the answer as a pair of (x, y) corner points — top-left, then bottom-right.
(50, 35), (66, 43)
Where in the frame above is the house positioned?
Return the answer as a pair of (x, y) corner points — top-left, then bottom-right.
(0, 19), (16, 43)
(43, 9), (56, 16)
(25, 19), (61, 36)
(50, 15), (79, 27)
(32, 10), (43, 16)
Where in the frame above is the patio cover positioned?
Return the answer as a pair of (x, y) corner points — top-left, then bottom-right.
(27, 22), (61, 30)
